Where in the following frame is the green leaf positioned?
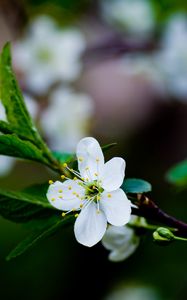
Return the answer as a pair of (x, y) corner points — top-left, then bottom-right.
(122, 178), (152, 194)
(0, 134), (49, 164)
(0, 43), (37, 140)
(6, 215), (73, 260)
(166, 159), (187, 186)
(102, 143), (117, 152)
(52, 151), (75, 164)
(0, 186), (54, 222)
(0, 43), (58, 170)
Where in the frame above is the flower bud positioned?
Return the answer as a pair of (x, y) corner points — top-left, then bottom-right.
(153, 227), (175, 245)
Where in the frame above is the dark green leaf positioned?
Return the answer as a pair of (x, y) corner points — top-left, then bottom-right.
(122, 178), (152, 194)
(166, 159), (187, 186)
(0, 187), (54, 222)
(6, 215), (73, 260)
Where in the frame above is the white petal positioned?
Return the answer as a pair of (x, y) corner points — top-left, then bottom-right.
(47, 180), (85, 211)
(102, 225), (139, 262)
(74, 202), (107, 247)
(100, 189), (131, 226)
(76, 137), (104, 181)
(109, 236), (140, 262)
(102, 225), (133, 250)
(101, 157), (125, 191)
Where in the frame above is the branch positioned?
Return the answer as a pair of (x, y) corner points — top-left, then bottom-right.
(131, 195), (187, 237)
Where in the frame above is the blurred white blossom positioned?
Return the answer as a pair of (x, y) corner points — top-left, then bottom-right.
(156, 13), (187, 100)
(101, 0), (155, 39)
(40, 87), (94, 152)
(14, 15), (86, 94)
(120, 53), (164, 90)
(105, 284), (161, 300)
(102, 216), (146, 262)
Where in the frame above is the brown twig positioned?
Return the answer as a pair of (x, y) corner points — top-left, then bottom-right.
(131, 194), (187, 237)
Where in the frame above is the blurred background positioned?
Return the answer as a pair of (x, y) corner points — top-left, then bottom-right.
(1, 0), (187, 299)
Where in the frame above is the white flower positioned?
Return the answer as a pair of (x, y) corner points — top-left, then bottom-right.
(101, 0), (155, 39)
(156, 13), (187, 100)
(102, 216), (146, 261)
(13, 15), (86, 94)
(47, 137), (131, 247)
(40, 87), (94, 152)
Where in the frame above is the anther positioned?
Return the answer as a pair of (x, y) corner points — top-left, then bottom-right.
(80, 204), (83, 208)
(96, 158), (100, 162)
(63, 163), (68, 168)
(75, 214), (79, 218)
(59, 190), (63, 193)
(78, 157), (83, 162)
(94, 173), (98, 177)
(59, 196), (63, 199)
(96, 210), (100, 214)
(49, 180), (53, 184)
(68, 186), (72, 190)
(73, 177), (77, 181)
(107, 193), (112, 198)
(62, 212), (66, 217)
(51, 198), (55, 201)
(97, 195), (101, 201)
(61, 175), (65, 180)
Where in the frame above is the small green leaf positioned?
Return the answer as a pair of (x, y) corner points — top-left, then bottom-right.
(6, 215), (73, 260)
(102, 143), (117, 152)
(122, 178), (152, 194)
(52, 151), (75, 164)
(166, 159), (187, 186)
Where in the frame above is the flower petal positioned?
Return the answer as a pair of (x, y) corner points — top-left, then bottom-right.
(101, 157), (126, 191)
(102, 225), (139, 262)
(76, 137), (104, 181)
(102, 225), (132, 250)
(109, 236), (140, 262)
(47, 180), (85, 211)
(100, 189), (131, 226)
(74, 202), (107, 247)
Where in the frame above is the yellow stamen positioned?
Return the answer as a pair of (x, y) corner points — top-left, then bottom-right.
(59, 190), (63, 193)
(68, 186), (72, 190)
(49, 180), (53, 185)
(61, 175), (65, 180)
(80, 204), (83, 208)
(78, 157), (83, 162)
(59, 196), (63, 199)
(51, 198), (55, 201)
(94, 173), (98, 177)
(62, 212), (66, 217)
(75, 214), (79, 218)
(63, 163), (67, 168)
(73, 177), (77, 181)
(97, 195), (101, 201)
(96, 210), (100, 214)
(107, 193), (112, 198)
(96, 158), (100, 162)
